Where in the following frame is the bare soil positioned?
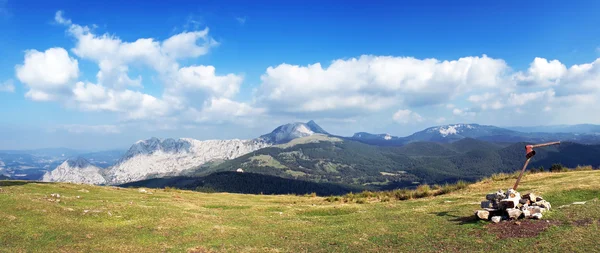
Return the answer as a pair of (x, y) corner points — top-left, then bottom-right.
(486, 219), (559, 239)
(571, 218), (594, 226)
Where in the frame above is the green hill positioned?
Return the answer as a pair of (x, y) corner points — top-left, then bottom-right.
(187, 138), (600, 188)
(121, 172), (364, 196)
(1, 170), (599, 252)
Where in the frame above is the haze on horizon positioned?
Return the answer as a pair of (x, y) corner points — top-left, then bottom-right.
(1, 0), (600, 150)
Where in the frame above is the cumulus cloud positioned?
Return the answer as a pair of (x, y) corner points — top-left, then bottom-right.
(0, 79), (15, 92)
(256, 55), (509, 116)
(15, 47), (79, 101)
(392, 109), (423, 124)
(514, 58), (566, 86)
(71, 82), (171, 120)
(58, 11), (218, 89)
(12, 11), (259, 127)
(13, 11), (600, 131)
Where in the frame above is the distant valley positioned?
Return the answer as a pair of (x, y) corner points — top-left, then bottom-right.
(0, 149), (124, 180)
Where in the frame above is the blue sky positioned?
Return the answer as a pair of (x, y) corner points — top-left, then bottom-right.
(1, 0), (600, 150)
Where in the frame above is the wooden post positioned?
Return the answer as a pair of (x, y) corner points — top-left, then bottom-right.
(512, 157), (531, 191)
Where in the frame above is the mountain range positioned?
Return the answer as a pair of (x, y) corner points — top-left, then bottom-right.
(349, 123), (600, 146)
(28, 121), (600, 191)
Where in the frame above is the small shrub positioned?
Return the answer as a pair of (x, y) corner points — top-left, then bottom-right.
(490, 173), (508, 181)
(550, 163), (567, 172)
(380, 197), (390, 202)
(325, 196), (340, 202)
(415, 184), (432, 198)
(357, 190), (375, 198)
(355, 199), (367, 204)
(393, 189), (412, 200)
(164, 186), (177, 192)
(454, 180), (468, 190)
(574, 165), (593, 171)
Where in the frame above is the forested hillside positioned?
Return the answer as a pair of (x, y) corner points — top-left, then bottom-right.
(184, 138), (600, 189)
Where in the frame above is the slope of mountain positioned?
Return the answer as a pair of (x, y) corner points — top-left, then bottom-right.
(185, 136), (600, 189)
(42, 157), (107, 184)
(121, 171), (363, 195)
(446, 138), (503, 153)
(395, 142), (458, 157)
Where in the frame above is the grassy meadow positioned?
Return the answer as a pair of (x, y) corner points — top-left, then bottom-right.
(1, 170), (599, 252)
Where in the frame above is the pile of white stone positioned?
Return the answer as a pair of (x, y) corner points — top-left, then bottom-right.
(475, 189), (551, 223)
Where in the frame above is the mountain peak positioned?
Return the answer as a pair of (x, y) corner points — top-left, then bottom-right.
(306, 120), (328, 134)
(65, 157), (92, 168)
(260, 121), (329, 144)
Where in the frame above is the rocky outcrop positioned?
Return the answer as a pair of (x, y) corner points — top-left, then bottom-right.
(42, 157), (107, 185)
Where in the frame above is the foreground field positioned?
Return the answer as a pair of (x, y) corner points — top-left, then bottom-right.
(1, 171), (599, 252)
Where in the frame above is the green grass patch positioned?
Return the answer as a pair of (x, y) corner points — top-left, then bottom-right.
(299, 208), (357, 217)
(202, 205), (251, 210)
(544, 189), (600, 206)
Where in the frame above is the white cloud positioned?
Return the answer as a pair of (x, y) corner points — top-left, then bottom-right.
(13, 11), (600, 132)
(452, 108), (476, 117)
(71, 82), (171, 120)
(15, 47), (79, 101)
(236, 17), (246, 25)
(514, 58), (566, 86)
(58, 124), (121, 134)
(162, 30), (218, 59)
(58, 11), (218, 89)
(12, 11), (259, 127)
(467, 92), (494, 103)
(256, 55), (509, 116)
(392, 109), (423, 124)
(507, 89), (555, 107)
(54, 10), (71, 25)
(184, 98), (265, 123)
(0, 79), (15, 92)
(171, 65), (242, 99)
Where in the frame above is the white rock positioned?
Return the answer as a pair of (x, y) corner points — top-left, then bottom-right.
(573, 201), (586, 205)
(491, 216), (502, 223)
(531, 213), (543, 219)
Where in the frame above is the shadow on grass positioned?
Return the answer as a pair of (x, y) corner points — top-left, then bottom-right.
(431, 211), (480, 225)
(0, 180), (48, 187)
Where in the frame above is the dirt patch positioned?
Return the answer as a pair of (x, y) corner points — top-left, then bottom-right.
(572, 218), (594, 226)
(486, 219), (559, 239)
